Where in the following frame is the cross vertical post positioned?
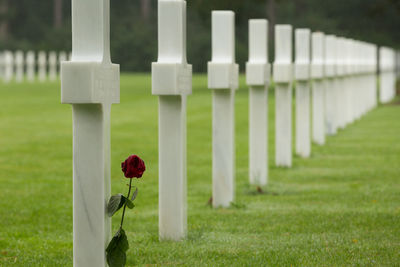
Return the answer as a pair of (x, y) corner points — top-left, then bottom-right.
(311, 32), (325, 145)
(246, 19), (270, 187)
(335, 37), (346, 129)
(152, 0), (192, 241)
(38, 51), (47, 82)
(49, 51), (58, 81)
(294, 28), (311, 158)
(379, 47), (396, 104)
(273, 25), (293, 167)
(60, 0), (120, 265)
(208, 11), (239, 207)
(4, 51), (13, 83)
(324, 35), (338, 135)
(26, 51), (35, 82)
(15, 51), (24, 83)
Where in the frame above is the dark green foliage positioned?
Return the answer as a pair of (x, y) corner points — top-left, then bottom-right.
(0, 0), (399, 72)
(107, 194), (126, 217)
(106, 229), (129, 267)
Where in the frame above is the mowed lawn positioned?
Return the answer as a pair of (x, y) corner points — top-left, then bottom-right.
(0, 74), (399, 266)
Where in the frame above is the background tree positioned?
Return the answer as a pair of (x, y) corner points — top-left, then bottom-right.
(0, 0), (398, 72)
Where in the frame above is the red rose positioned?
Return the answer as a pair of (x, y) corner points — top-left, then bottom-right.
(121, 155), (146, 178)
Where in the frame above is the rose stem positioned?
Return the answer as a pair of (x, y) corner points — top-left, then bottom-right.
(119, 178), (133, 229)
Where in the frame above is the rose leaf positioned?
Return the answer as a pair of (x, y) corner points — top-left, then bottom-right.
(106, 229), (129, 267)
(107, 194), (126, 217)
(125, 198), (135, 209)
(131, 187), (138, 202)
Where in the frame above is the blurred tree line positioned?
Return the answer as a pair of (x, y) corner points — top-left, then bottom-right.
(0, 0), (399, 72)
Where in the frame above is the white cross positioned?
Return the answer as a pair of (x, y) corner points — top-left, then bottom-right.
(48, 51), (58, 81)
(324, 35), (338, 135)
(15, 51), (24, 83)
(208, 11), (239, 208)
(294, 28), (311, 158)
(273, 24), (293, 167)
(311, 32), (326, 145)
(4, 51), (13, 83)
(246, 19), (270, 187)
(38, 51), (47, 82)
(26, 51), (36, 83)
(152, 0), (192, 241)
(335, 37), (347, 129)
(379, 47), (396, 104)
(60, 0), (119, 265)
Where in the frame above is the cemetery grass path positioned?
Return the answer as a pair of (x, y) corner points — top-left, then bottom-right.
(0, 74), (399, 266)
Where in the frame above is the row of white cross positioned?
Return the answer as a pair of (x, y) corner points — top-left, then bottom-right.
(0, 50), (70, 83)
(60, 0), (398, 266)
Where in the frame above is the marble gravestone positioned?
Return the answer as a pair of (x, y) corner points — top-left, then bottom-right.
(349, 40), (359, 123)
(48, 51), (58, 81)
(208, 11), (239, 207)
(15, 51), (24, 83)
(60, 0), (120, 265)
(397, 51), (400, 80)
(370, 44), (378, 110)
(152, 0), (192, 241)
(294, 28), (311, 158)
(4, 51), (13, 83)
(0, 52), (4, 80)
(324, 35), (338, 135)
(246, 19), (270, 188)
(343, 39), (354, 125)
(311, 32), (326, 145)
(353, 41), (363, 121)
(335, 37), (346, 130)
(273, 25), (293, 167)
(379, 47), (396, 104)
(26, 51), (36, 82)
(38, 51), (47, 82)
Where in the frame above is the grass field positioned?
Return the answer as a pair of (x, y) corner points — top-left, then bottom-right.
(0, 74), (399, 266)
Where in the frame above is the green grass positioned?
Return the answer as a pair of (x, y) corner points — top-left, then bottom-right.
(0, 74), (399, 266)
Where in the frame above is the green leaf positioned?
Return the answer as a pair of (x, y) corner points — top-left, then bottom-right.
(107, 194), (126, 217)
(106, 229), (129, 267)
(125, 198), (134, 209)
(131, 187), (138, 201)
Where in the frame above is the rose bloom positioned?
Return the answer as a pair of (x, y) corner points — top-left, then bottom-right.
(121, 155), (146, 178)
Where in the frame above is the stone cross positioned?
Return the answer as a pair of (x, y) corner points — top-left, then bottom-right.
(246, 19), (270, 187)
(359, 42), (370, 117)
(26, 51), (36, 82)
(324, 35), (338, 135)
(343, 39), (353, 125)
(294, 28), (311, 158)
(208, 11), (239, 207)
(347, 39), (357, 123)
(311, 32), (325, 145)
(353, 40), (363, 121)
(335, 37), (346, 129)
(38, 51), (47, 82)
(0, 52), (4, 81)
(3, 51), (13, 83)
(15, 51), (24, 83)
(60, 0), (120, 265)
(48, 51), (58, 81)
(273, 24), (293, 167)
(152, 0), (192, 241)
(379, 47), (396, 103)
(370, 44), (378, 109)
(397, 51), (400, 80)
